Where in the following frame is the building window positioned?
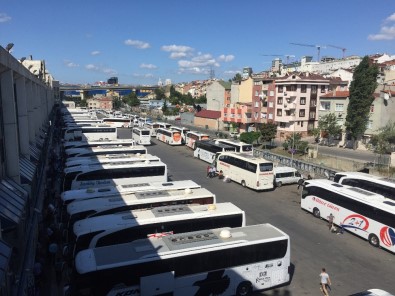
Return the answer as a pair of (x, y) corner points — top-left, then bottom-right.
(335, 103), (344, 111)
(319, 102), (331, 111)
(301, 121), (304, 127)
(279, 122), (286, 128)
(301, 85), (307, 93)
(321, 85), (326, 93)
(311, 85), (317, 94)
(268, 113), (273, 119)
(300, 97), (306, 105)
(299, 109), (305, 117)
(366, 120), (373, 129)
(309, 111), (316, 119)
(261, 112), (267, 119)
(269, 102), (274, 108)
(370, 104), (374, 113)
(311, 99), (317, 107)
(278, 86), (284, 92)
(269, 90), (274, 96)
(255, 90), (259, 96)
(277, 97), (283, 104)
(255, 101), (259, 107)
(287, 85), (297, 91)
(277, 109), (282, 116)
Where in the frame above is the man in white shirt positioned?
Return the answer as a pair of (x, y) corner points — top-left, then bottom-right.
(319, 268), (332, 296)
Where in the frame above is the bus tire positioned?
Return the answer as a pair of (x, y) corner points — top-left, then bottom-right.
(241, 180), (246, 187)
(198, 154), (200, 159)
(368, 234), (380, 247)
(276, 181), (282, 187)
(313, 207), (321, 218)
(236, 281), (252, 296)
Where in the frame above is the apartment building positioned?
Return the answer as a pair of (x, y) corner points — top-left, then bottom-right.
(252, 72), (275, 126)
(206, 80), (231, 111)
(275, 72), (330, 137)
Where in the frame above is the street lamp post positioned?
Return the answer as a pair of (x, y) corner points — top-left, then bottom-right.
(212, 99), (220, 132)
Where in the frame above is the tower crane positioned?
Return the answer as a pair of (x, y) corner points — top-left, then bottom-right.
(290, 43), (325, 62)
(327, 44), (347, 59)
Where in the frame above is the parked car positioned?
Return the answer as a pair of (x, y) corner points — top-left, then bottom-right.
(349, 289), (394, 296)
(273, 167), (303, 187)
(228, 132), (240, 139)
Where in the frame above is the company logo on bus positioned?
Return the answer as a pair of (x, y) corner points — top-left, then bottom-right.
(380, 226), (395, 247)
(342, 214), (369, 231)
(173, 133), (181, 142)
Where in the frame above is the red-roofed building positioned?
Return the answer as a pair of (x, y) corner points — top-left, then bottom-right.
(194, 110), (222, 130)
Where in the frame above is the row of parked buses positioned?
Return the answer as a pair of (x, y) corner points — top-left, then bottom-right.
(142, 118), (395, 255)
(56, 107), (293, 296)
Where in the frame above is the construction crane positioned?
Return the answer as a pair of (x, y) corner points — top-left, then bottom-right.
(261, 54), (295, 64)
(327, 44), (347, 59)
(290, 43), (325, 62)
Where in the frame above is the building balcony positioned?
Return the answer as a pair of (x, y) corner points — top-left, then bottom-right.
(284, 103), (296, 110)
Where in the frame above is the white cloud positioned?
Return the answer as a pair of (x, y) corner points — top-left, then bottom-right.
(0, 13), (11, 23)
(133, 73), (154, 78)
(218, 54), (235, 62)
(85, 64), (117, 75)
(368, 12), (395, 40)
(91, 51), (100, 56)
(170, 52), (187, 59)
(140, 63), (157, 69)
(161, 45), (194, 52)
(124, 39), (150, 49)
(224, 70), (241, 76)
(64, 60), (79, 68)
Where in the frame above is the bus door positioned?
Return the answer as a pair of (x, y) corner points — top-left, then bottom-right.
(141, 272), (175, 295)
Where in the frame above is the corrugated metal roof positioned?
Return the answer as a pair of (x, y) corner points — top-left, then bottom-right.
(0, 178), (28, 224)
(0, 239), (12, 286)
(29, 144), (40, 162)
(19, 156), (36, 183)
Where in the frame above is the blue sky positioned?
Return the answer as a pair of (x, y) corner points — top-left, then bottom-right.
(1, 0), (395, 86)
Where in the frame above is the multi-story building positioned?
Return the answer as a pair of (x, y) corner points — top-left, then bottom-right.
(206, 80), (231, 111)
(87, 96), (113, 110)
(222, 102), (252, 133)
(252, 72), (275, 127)
(274, 72), (330, 137)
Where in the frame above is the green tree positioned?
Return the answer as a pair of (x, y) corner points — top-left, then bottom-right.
(230, 73), (242, 83)
(239, 131), (261, 144)
(122, 92), (140, 107)
(162, 99), (168, 113)
(112, 97), (122, 110)
(370, 121), (395, 154)
(259, 122), (277, 142)
(155, 88), (166, 100)
(318, 113), (343, 146)
(345, 56), (379, 149)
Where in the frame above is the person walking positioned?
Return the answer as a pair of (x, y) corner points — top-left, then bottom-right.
(206, 165), (211, 178)
(319, 268), (332, 296)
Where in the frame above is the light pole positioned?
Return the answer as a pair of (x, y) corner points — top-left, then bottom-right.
(212, 99), (220, 132)
(291, 116), (295, 167)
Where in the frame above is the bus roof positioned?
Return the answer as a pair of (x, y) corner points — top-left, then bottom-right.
(200, 140), (236, 149)
(335, 171), (395, 185)
(73, 202), (239, 237)
(218, 152), (271, 163)
(65, 145), (146, 155)
(75, 223), (288, 274)
(67, 186), (214, 217)
(64, 160), (166, 174)
(61, 180), (201, 204)
(65, 153), (160, 167)
(304, 179), (395, 212)
(63, 139), (136, 149)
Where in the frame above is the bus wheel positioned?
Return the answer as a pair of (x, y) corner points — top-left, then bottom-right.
(368, 234), (380, 247)
(241, 180), (246, 187)
(276, 181), (282, 187)
(197, 154), (200, 159)
(313, 208), (321, 218)
(236, 281), (252, 296)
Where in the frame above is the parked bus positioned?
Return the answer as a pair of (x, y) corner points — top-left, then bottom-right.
(156, 122), (172, 129)
(63, 161), (167, 191)
(72, 224), (291, 296)
(334, 171), (395, 201)
(60, 180), (201, 205)
(156, 128), (182, 145)
(66, 187), (216, 228)
(132, 127), (151, 145)
(72, 202), (244, 257)
(65, 153), (159, 168)
(63, 139), (136, 150)
(145, 122), (161, 137)
(185, 131), (210, 149)
(65, 145), (147, 158)
(138, 117), (152, 127)
(215, 139), (253, 153)
(171, 126), (190, 143)
(301, 179), (395, 252)
(63, 126), (117, 141)
(193, 140), (236, 164)
(215, 152), (274, 190)
(101, 117), (132, 128)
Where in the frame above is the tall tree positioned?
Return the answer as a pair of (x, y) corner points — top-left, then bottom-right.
(318, 113), (342, 145)
(345, 56), (379, 149)
(259, 122), (277, 142)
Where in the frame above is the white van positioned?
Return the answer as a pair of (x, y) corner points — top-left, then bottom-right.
(273, 167), (303, 187)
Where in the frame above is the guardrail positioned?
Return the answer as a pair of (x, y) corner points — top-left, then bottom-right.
(253, 148), (338, 179)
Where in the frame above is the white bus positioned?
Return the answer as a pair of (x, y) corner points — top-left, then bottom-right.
(63, 161), (167, 191)
(171, 126), (190, 143)
(138, 117), (152, 127)
(101, 117), (132, 128)
(66, 187), (216, 227)
(334, 171), (395, 201)
(132, 127), (151, 145)
(185, 131), (210, 149)
(63, 139), (136, 150)
(156, 128), (183, 145)
(156, 122), (172, 129)
(72, 202), (245, 256)
(301, 179), (395, 252)
(65, 145), (147, 158)
(215, 139), (253, 153)
(215, 152), (274, 190)
(145, 122), (161, 137)
(72, 224), (291, 296)
(63, 126), (117, 141)
(65, 153), (159, 168)
(194, 140), (236, 164)
(60, 180), (201, 205)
